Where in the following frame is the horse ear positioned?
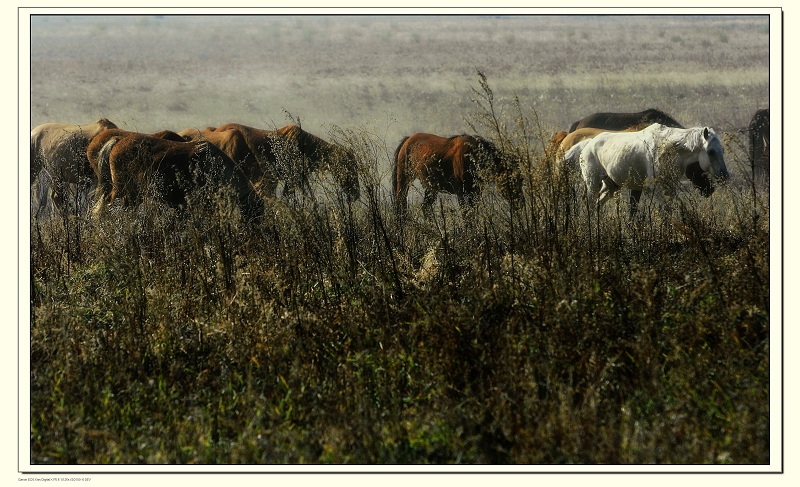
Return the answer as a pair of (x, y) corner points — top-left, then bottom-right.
(703, 127), (709, 140)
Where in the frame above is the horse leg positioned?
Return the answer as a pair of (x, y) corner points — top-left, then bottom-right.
(393, 171), (410, 220)
(33, 168), (52, 219)
(628, 189), (642, 218)
(458, 191), (479, 221)
(596, 176), (619, 207)
(583, 174), (601, 213)
(281, 180), (297, 203)
(49, 171), (68, 218)
(422, 187), (437, 220)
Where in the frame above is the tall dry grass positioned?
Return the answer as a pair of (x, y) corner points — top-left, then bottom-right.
(29, 73), (770, 465)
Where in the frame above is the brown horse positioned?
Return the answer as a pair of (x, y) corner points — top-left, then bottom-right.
(30, 118), (118, 216)
(393, 133), (521, 218)
(178, 127), (263, 187)
(87, 129), (195, 179)
(748, 108), (769, 178)
(568, 108), (684, 133)
(188, 123), (360, 202)
(87, 130), (263, 222)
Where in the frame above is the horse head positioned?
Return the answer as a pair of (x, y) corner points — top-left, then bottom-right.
(331, 146), (360, 203)
(473, 137), (523, 207)
(643, 108), (685, 129)
(288, 125), (360, 202)
(96, 118), (118, 130)
(698, 127), (730, 183)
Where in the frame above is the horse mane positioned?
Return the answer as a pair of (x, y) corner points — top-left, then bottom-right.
(649, 124), (715, 156)
(643, 108), (684, 129)
(470, 135), (499, 158)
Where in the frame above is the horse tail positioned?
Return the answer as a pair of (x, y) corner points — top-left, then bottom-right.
(30, 129), (42, 181)
(91, 136), (120, 218)
(29, 129), (48, 217)
(548, 131), (568, 160)
(392, 136), (410, 212)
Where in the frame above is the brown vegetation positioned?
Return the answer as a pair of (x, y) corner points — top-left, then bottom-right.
(28, 15), (771, 465)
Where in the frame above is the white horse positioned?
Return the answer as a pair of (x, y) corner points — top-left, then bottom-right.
(579, 123), (729, 215)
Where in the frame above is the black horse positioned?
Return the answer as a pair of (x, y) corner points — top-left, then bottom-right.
(748, 108), (770, 178)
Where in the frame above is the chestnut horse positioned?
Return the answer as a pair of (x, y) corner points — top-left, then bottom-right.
(31, 118), (118, 217)
(87, 130), (263, 222)
(392, 133), (521, 218)
(185, 123), (360, 202)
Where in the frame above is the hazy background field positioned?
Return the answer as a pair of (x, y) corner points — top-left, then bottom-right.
(30, 14), (769, 181)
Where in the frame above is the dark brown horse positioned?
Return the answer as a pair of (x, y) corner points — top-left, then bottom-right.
(568, 108), (684, 133)
(748, 108), (769, 178)
(393, 133), (521, 218)
(30, 118), (118, 216)
(189, 123), (360, 202)
(87, 130), (263, 222)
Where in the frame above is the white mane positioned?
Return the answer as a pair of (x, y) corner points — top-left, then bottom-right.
(643, 124), (711, 154)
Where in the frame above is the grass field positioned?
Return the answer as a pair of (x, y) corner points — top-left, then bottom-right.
(27, 14), (773, 466)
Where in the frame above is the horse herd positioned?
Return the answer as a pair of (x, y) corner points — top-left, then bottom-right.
(31, 121), (360, 223)
(29, 107), (770, 224)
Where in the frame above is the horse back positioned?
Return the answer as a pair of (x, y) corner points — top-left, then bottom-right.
(569, 108), (683, 133)
(150, 130), (187, 143)
(584, 130), (653, 181)
(409, 133), (476, 185)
